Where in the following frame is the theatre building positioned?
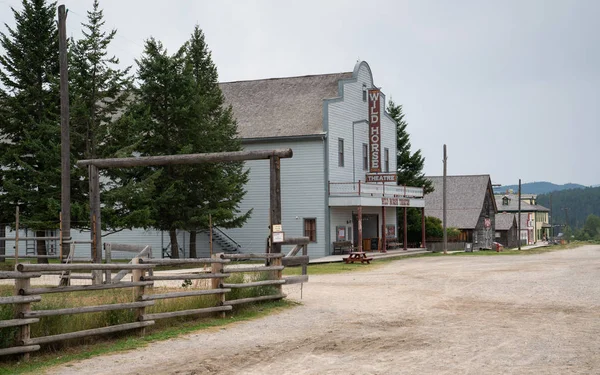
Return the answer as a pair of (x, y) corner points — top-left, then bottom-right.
(217, 61), (426, 259)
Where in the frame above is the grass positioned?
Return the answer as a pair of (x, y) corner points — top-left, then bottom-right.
(0, 299), (296, 375)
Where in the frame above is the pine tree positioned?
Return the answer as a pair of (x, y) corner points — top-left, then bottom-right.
(0, 0), (60, 263)
(387, 99), (433, 245)
(69, 0), (132, 228)
(109, 29), (249, 258)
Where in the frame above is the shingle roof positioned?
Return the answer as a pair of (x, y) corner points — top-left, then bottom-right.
(219, 72), (353, 139)
(495, 194), (550, 212)
(495, 213), (517, 231)
(424, 175), (494, 229)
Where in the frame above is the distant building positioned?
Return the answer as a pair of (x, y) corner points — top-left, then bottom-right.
(425, 175), (497, 249)
(494, 194), (550, 243)
(495, 213), (518, 248)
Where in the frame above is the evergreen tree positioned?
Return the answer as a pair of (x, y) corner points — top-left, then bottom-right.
(387, 99), (432, 245)
(0, 0), (60, 263)
(69, 0), (132, 228)
(110, 29), (249, 258)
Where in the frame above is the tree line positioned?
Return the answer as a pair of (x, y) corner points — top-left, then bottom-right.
(0, 0), (248, 260)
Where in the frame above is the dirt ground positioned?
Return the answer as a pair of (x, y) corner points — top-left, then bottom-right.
(44, 245), (600, 375)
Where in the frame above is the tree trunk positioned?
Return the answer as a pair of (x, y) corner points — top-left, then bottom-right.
(189, 230), (197, 258)
(0, 225), (5, 262)
(36, 230), (49, 264)
(169, 229), (179, 259)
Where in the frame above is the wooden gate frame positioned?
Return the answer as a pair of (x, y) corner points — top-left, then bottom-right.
(77, 149), (293, 276)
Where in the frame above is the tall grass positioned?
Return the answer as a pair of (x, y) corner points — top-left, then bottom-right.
(0, 267), (282, 352)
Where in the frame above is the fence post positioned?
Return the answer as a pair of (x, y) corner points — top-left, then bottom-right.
(272, 255), (283, 295)
(14, 265), (31, 360)
(131, 257), (146, 336)
(104, 243), (111, 283)
(211, 253), (226, 318)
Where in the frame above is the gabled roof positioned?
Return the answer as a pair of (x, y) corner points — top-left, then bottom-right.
(219, 72), (352, 139)
(494, 194), (550, 212)
(424, 175), (496, 229)
(495, 213), (517, 231)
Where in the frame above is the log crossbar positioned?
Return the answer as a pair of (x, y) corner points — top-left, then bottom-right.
(23, 321), (155, 346)
(223, 265), (284, 273)
(0, 345), (40, 357)
(141, 305), (232, 321)
(221, 253), (284, 259)
(221, 280), (286, 289)
(223, 294), (286, 306)
(0, 272), (42, 279)
(0, 295), (41, 305)
(76, 149), (293, 168)
(141, 273), (231, 281)
(17, 263), (154, 272)
(0, 318), (39, 328)
(21, 301), (156, 318)
(141, 258), (228, 265)
(20, 281), (154, 296)
(141, 288), (232, 301)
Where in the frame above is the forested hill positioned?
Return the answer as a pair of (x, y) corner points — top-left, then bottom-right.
(537, 186), (600, 229)
(493, 181), (587, 195)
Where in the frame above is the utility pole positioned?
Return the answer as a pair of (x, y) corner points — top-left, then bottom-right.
(549, 193), (553, 240)
(563, 207), (570, 243)
(518, 179), (521, 250)
(442, 144), (447, 254)
(58, 5), (71, 260)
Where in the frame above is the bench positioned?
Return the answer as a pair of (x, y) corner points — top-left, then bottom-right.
(332, 241), (353, 255)
(386, 239), (402, 250)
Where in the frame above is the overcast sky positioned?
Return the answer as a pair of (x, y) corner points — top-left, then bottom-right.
(1, 0), (599, 186)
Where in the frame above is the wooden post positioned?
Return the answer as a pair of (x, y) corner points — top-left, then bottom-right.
(403, 207), (408, 250)
(59, 211), (63, 262)
(357, 206), (363, 252)
(269, 156), (282, 254)
(421, 207), (426, 248)
(211, 253), (226, 318)
(209, 214), (213, 257)
(14, 267), (31, 360)
(381, 206), (387, 253)
(131, 257), (146, 336)
(15, 207), (19, 264)
(58, 5), (71, 261)
(442, 144), (448, 254)
(90, 164), (102, 284)
(272, 255), (283, 295)
(104, 243), (112, 283)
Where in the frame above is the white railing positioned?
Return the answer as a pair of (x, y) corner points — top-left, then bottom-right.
(329, 182), (424, 198)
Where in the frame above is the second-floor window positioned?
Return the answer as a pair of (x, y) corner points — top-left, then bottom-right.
(362, 143), (368, 170)
(384, 148), (389, 173)
(338, 138), (344, 167)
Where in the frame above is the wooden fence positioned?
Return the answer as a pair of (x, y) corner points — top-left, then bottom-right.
(0, 252), (308, 359)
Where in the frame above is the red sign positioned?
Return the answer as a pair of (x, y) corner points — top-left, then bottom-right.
(366, 173), (397, 183)
(381, 197), (410, 207)
(368, 89), (381, 173)
(484, 218), (491, 229)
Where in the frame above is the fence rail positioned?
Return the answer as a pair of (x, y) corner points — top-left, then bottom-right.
(0, 251), (307, 359)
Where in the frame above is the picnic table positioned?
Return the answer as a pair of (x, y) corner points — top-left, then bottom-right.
(343, 252), (373, 264)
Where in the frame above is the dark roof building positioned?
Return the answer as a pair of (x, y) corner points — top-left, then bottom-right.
(425, 175), (497, 249)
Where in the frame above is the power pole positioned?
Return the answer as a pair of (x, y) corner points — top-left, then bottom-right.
(549, 193), (553, 240)
(442, 144), (447, 254)
(517, 179), (521, 250)
(58, 5), (71, 260)
(563, 207), (570, 243)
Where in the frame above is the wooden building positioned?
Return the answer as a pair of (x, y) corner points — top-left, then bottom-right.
(424, 175), (497, 249)
(494, 213), (518, 248)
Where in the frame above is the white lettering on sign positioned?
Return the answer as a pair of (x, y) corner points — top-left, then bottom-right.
(381, 197), (410, 207)
(368, 89), (381, 173)
(366, 173), (397, 183)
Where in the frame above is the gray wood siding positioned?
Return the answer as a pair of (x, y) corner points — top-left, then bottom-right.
(327, 63), (397, 183)
(224, 139), (327, 259)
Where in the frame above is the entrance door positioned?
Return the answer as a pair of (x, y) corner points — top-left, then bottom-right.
(352, 214), (379, 249)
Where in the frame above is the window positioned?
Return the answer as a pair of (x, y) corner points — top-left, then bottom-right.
(384, 148), (389, 173)
(304, 219), (317, 242)
(338, 138), (344, 167)
(362, 143), (368, 170)
(362, 83), (367, 101)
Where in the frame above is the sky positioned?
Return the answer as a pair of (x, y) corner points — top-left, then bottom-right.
(1, 0), (599, 186)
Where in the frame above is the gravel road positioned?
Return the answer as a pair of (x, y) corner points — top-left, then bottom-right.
(44, 245), (600, 375)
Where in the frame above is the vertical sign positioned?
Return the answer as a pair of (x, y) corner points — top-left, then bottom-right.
(368, 89), (381, 172)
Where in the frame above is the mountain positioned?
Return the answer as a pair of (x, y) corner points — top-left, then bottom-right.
(537, 186), (600, 229)
(493, 182), (587, 195)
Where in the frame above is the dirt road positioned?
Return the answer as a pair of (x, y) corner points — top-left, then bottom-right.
(45, 245), (600, 375)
